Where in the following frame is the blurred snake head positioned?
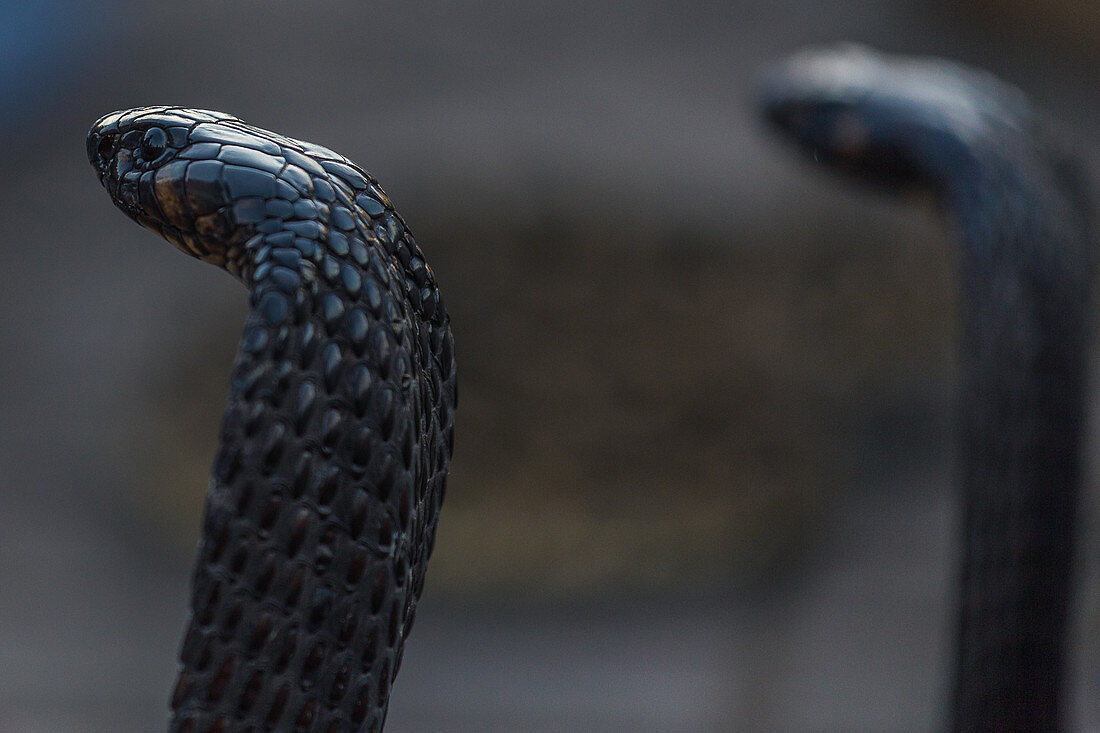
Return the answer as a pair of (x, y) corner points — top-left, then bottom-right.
(757, 45), (1008, 192)
(88, 106), (291, 276)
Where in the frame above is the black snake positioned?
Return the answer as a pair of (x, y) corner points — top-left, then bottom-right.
(761, 47), (1094, 730)
(88, 107), (456, 732)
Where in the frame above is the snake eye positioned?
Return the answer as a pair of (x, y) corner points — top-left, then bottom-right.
(140, 127), (169, 162)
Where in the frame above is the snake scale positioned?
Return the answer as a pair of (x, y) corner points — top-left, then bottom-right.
(88, 107), (456, 732)
(761, 47), (1093, 730)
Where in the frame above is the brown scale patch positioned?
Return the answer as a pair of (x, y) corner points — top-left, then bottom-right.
(154, 163), (191, 224)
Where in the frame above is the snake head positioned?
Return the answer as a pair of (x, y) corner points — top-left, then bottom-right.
(757, 45), (1027, 192)
(88, 106), (301, 277)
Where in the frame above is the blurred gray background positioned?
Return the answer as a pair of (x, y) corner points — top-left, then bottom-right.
(2, 0), (1099, 730)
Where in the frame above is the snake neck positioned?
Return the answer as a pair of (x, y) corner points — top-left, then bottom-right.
(948, 134), (1092, 731)
(850, 83), (1094, 731)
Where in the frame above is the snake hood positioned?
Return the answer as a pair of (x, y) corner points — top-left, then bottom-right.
(89, 107), (456, 732)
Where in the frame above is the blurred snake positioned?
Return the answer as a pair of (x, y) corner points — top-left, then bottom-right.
(761, 47), (1093, 730)
(88, 107), (456, 732)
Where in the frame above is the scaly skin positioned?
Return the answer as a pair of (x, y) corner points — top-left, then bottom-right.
(88, 107), (456, 733)
(761, 47), (1093, 731)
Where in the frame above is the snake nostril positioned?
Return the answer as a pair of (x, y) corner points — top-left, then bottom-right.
(96, 133), (115, 165)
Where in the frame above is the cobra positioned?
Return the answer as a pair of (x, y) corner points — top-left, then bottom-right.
(88, 107), (457, 733)
(761, 47), (1093, 730)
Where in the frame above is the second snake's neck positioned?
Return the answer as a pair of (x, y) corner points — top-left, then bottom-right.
(946, 139), (1092, 731)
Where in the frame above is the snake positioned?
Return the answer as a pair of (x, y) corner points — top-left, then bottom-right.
(88, 107), (457, 732)
(760, 47), (1094, 730)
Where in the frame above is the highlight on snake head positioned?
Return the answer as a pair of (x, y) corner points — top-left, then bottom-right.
(88, 106), (306, 276)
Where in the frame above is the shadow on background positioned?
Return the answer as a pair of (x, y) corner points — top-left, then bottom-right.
(1, 1), (1098, 730)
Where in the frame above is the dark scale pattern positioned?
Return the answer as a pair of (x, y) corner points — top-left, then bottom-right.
(761, 48), (1094, 732)
(88, 107), (456, 733)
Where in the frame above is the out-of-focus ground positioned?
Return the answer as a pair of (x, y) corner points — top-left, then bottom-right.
(2, 1), (1099, 730)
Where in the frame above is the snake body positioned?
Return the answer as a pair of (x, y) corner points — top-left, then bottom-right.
(761, 48), (1093, 730)
(88, 107), (456, 732)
